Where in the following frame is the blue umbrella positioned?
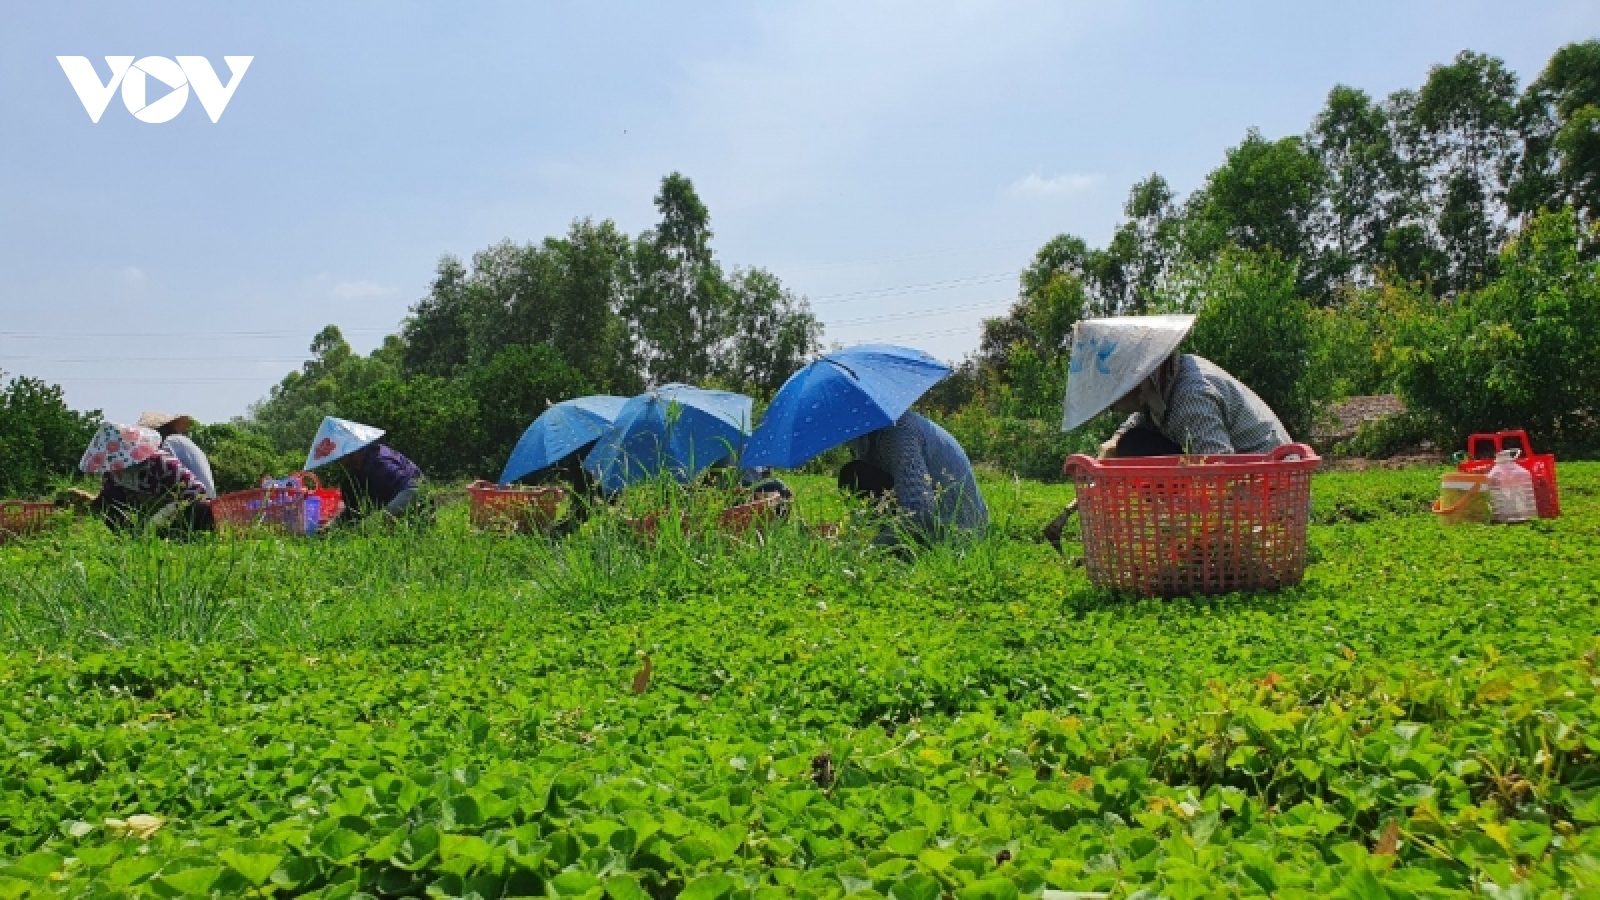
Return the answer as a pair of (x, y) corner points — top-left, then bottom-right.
(583, 384), (754, 494)
(498, 396), (631, 485)
(742, 344), (951, 469)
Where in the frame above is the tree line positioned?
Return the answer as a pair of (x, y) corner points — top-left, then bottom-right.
(4, 42), (1598, 498)
(224, 174), (821, 485)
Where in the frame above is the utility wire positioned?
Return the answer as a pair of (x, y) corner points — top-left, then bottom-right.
(806, 271), (1017, 305)
(779, 239), (1038, 273)
(824, 298), (1011, 327)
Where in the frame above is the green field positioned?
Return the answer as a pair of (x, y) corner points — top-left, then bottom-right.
(3, 466), (1599, 898)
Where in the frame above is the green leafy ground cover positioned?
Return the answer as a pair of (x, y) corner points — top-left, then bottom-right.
(2, 466), (1599, 898)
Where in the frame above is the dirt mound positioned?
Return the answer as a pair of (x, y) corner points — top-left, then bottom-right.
(1317, 394), (1407, 445)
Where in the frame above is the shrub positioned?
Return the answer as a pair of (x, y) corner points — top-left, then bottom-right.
(1184, 248), (1328, 439)
(465, 343), (594, 473)
(1391, 208), (1600, 454)
(341, 375), (484, 480)
(1334, 411), (1440, 458)
(0, 371), (100, 498)
(189, 423), (301, 493)
(939, 406), (1111, 481)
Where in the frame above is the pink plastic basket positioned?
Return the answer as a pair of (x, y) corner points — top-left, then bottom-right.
(1063, 444), (1320, 596)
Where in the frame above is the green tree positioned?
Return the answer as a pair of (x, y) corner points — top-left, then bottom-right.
(465, 343), (594, 472)
(1183, 248), (1325, 438)
(629, 173), (734, 385)
(249, 327), (402, 454)
(1183, 130), (1329, 296)
(341, 375), (483, 480)
(1511, 40), (1600, 230)
(404, 223), (639, 392)
(628, 173), (819, 392)
(719, 268), (822, 398)
(978, 239), (1091, 396)
(540, 219), (641, 393)
(1395, 51), (1522, 292)
(0, 372), (100, 498)
(401, 256), (473, 377)
(1308, 85), (1425, 284)
(189, 422), (299, 493)
(1110, 174), (1182, 314)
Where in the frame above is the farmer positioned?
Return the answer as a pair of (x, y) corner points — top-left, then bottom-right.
(838, 410), (988, 545)
(1043, 314), (1292, 551)
(538, 448), (604, 537)
(303, 416), (426, 520)
(80, 423), (214, 532)
(137, 411), (216, 499)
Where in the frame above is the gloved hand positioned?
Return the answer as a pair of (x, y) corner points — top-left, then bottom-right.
(147, 503), (180, 530)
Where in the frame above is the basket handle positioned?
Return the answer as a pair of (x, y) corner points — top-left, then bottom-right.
(1432, 489), (1483, 516)
(1268, 443), (1317, 462)
(291, 471), (322, 491)
(1062, 454), (1101, 477)
(0, 500), (22, 516)
(1467, 430), (1533, 460)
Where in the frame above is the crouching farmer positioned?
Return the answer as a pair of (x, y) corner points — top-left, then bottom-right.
(79, 423), (214, 533)
(1044, 314), (1292, 551)
(839, 411), (988, 548)
(304, 416), (427, 522)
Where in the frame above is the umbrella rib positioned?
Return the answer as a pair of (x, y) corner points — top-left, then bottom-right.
(822, 358), (860, 380)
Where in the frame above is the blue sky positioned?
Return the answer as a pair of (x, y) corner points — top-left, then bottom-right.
(3, 1), (1596, 423)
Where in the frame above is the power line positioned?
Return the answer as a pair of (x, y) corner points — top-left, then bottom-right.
(824, 298), (1011, 328)
(780, 239), (1039, 274)
(53, 376), (277, 383)
(0, 327), (394, 340)
(807, 271), (1018, 306)
(2, 356), (313, 364)
(839, 323), (986, 347)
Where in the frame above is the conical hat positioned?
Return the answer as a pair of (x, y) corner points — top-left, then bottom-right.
(137, 411), (194, 431)
(1061, 314), (1195, 431)
(304, 416), (386, 470)
(79, 423), (164, 474)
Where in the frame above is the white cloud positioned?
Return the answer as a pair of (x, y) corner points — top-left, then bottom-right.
(121, 267), (145, 285)
(1003, 172), (1105, 198)
(329, 280), (393, 299)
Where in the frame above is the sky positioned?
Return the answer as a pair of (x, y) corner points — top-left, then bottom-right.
(3, 1), (1597, 424)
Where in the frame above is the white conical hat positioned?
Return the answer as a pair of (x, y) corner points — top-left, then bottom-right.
(304, 416), (385, 470)
(1061, 314), (1195, 431)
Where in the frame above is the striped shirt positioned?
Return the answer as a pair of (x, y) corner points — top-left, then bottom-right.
(1117, 354), (1291, 455)
(850, 412), (989, 536)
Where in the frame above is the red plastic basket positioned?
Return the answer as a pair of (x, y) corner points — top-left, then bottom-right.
(0, 501), (56, 544)
(719, 495), (785, 535)
(289, 471), (344, 528)
(467, 482), (564, 532)
(212, 485), (313, 535)
(626, 496), (785, 542)
(1064, 444), (1321, 596)
(1457, 431), (1559, 519)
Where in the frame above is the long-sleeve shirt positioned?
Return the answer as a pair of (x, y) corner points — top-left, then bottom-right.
(849, 412), (988, 536)
(1116, 354), (1291, 455)
(344, 444), (422, 510)
(103, 451), (209, 505)
(161, 435), (216, 499)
